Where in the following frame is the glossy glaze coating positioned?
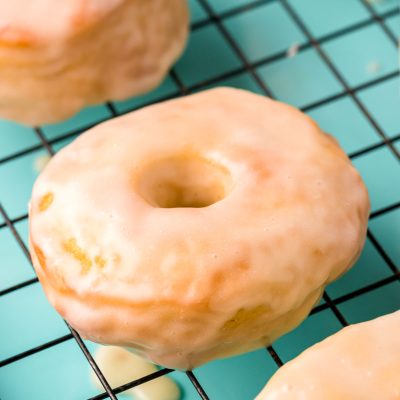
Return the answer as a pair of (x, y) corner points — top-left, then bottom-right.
(29, 88), (369, 369)
(256, 311), (400, 400)
(0, 0), (188, 124)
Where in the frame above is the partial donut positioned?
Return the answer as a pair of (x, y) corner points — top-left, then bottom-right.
(256, 311), (400, 399)
(0, 0), (188, 125)
(29, 88), (369, 370)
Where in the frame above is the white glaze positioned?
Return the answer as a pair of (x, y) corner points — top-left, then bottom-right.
(256, 311), (400, 400)
(34, 154), (51, 173)
(0, 0), (188, 125)
(29, 88), (370, 370)
(92, 346), (180, 400)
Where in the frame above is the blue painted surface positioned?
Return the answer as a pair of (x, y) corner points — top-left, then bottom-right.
(326, 238), (393, 299)
(274, 310), (343, 363)
(195, 349), (278, 399)
(338, 281), (400, 324)
(287, 0), (370, 37)
(368, 0), (399, 14)
(175, 25), (242, 86)
(0, 283), (68, 361)
(200, 71), (264, 93)
(41, 104), (112, 140)
(258, 47), (342, 108)
(113, 76), (179, 114)
(224, 2), (307, 62)
(0, 226), (34, 291)
(0, 1), (398, 399)
(0, 340), (98, 400)
(369, 208), (400, 267)
(323, 24), (398, 87)
(208, 0), (252, 14)
(0, 124), (40, 159)
(0, 148), (47, 219)
(358, 75), (400, 138)
(189, 0), (208, 23)
(385, 13), (400, 37)
(307, 96), (381, 154)
(352, 147), (400, 212)
(14, 219), (29, 248)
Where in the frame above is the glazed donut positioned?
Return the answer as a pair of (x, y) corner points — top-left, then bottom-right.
(29, 88), (369, 370)
(256, 311), (400, 399)
(0, 0), (188, 125)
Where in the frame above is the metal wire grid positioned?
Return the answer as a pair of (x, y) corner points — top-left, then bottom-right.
(0, 0), (399, 399)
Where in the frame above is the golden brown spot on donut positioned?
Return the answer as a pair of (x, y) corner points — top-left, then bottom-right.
(33, 244), (46, 270)
(94, 255), (106, 268)
(322, 132), (348, 160)
(250, 158), (270, 181)
(235, 259), (251, 271)
(222, 305), (270, 331)
(112, 254), (121, 265)
(62, 238), (92, 274)
(209, 270), (225, 292)
(313, 248), (323, 258)
(38, 192), (54, 212)
(0, 27), (36, 47)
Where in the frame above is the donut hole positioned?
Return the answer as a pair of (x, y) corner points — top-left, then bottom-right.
(136, 155), (232, 208)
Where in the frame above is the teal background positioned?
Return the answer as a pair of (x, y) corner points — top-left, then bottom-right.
(0, 0), (399, 399)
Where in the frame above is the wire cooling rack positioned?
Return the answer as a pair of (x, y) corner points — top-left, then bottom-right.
(0, 0), (399, 399)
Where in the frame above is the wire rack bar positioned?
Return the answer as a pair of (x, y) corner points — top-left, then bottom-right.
(68, 326), (118, 400)
(301, 69), (399, 112)
(359, 0), (399, 45)
(0, 277), (39, 297)
(0, 204), (31, 262)
(370, 201), (400, 219)
(0, 334), (73, 368)
(170, 68), (189, 95)
(367, 230), (400, 275)
(191, 0), (275, 30)
(34, 128), (55, 156)
(312, 271), (400, 315)
(87, 369), (174, 400)
(0, 143), (46, 165)
(186, 371), (210, 400)
(349, 133), (400, 159)
(280, 0), (400, 162)
(105, 102), (118, 117)
(266, 346), (284, 367)
(190, 0), (398, 35)
(197, 0), (273, 97)
(322, 292), (348, 326)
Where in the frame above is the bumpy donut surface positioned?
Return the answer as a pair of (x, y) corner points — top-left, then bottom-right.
(256, 311), (400, 399)
(29, 88), (369, 370)
(0, 0), (188, 125)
